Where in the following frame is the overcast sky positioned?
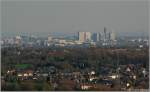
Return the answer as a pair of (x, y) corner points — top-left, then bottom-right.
(1, 0), (149, 37)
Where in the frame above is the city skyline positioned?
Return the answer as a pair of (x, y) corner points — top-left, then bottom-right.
(1, 0), (149, 91)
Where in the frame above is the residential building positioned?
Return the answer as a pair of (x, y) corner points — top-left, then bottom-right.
(78, 32), (91, 42)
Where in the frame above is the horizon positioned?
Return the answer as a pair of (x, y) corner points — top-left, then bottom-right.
(2, 31), (149, 38)
(2, 0), (148, 38)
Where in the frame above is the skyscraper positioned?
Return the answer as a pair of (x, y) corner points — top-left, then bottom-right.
(110, 31), (116, 41)
(104, 27), (107, 41)
(78, 32), (92, 42)
(48, 34), (52, 42)
(92, 33), (101, 42)
(78, 32), (85, 42)
(85, 32), (91, 41)
(108, 32), (111, 41)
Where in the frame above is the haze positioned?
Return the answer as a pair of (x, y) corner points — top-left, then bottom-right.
(1, 0), (149, 37)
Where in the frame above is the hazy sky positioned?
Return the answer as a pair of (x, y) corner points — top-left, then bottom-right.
(1, 0), (149, 37)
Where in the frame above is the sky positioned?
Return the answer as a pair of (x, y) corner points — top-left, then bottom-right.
(1, 0), (149, 37)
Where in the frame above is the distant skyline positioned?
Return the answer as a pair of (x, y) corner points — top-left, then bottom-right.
(1, 0), (149, 37)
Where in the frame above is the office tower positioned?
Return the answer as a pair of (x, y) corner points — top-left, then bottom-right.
(92, 33), (101, 42)
(78, 32), (92, 42)
(48, 34), (52, 42)
(110, 31), (116, 41)
(108, 32), (111, 41)
(78, 32), (85, 42)
(85, 32), (91, 41)
(104, 27), (107, 41)
(92, 33), (97, 42)
(98, 33), (102, 41)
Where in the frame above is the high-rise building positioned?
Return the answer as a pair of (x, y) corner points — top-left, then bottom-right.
(108, 32), (111, 41)
(85, 32), (91, 41)
(110, 31), (116, 41)
(47, 34), (52, 46)
(78, 32), (85, 42)
(104, 27), (107, 41)
(92, 33), (101, 42)
(78, 32), (92, 42)
(48, 34), (52, 42)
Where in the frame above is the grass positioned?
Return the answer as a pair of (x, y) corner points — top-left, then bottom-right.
(15, 64), (32, 69)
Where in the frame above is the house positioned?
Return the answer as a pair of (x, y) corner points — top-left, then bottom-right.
(17, 70), (34, 77)
(126, 67), (131, 72)
(89, 76), (99, 82)
(108, 75), (118, 79)
(7, 69), (16, 75)
(80, 83), (93, 90)
(33, 77), (38, 80)
(17, 73), (23, 77)
(90, 71), (96, 75)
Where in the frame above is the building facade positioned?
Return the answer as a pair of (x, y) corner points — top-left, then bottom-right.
(78, 32), (92, 42)
(92, 33), (101, 42)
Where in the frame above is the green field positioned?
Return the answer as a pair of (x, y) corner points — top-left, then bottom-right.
(15, 64), (32, 69)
